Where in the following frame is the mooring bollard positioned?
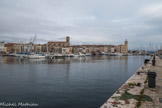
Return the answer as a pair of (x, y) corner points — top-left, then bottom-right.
(152, 59), (155, 66)
(147, 71), (156, 88)
(144, 59), (150, 64)
(153, 55), (155, 60)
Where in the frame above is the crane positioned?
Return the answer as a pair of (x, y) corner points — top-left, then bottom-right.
(29, 34), (37, 53)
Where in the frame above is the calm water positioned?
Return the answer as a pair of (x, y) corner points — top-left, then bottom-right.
(0, 56), (149, 108)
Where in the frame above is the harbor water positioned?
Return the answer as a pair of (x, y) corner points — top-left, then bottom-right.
(0, 56), (149, 108)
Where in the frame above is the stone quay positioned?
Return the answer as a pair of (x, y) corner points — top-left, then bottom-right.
(101, 55), (162, 108)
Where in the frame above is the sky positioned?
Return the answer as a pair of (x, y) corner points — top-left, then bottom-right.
(0, 0), (162, 49)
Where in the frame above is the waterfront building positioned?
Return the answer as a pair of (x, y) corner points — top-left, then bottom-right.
(99, 45), (105, 52)
(42, 44), (47, 53)
(72, 45), (93, 54)
(104, 45), (115, 53)
(115, 45), (120, 53)
(87, 46), (93, 53)
(110, 45), (115, 53)
(71, 45), (110, 54)
(71, 45), (88, 54)
(115, 39), (128, 54)
(71, 45), (82, 54)
(23, 42), (34, 53)
(1, 36), (128, 54)
(120, 45), (128, 54)
(71, 45), (116, 54)
(13, 44), (23, 53)
(61, 47), (72, 54)
(47, 36), (70, 53)
(157, 50), (162, 55)
(125, 39), (128, 51)
(91, 45), (103, 55)
(4, 44), (8, 53)
(34, 44), (42, 53)
(4, 43), (23, 53)
(65, 47), (73, 54)
(5, 43), (15, 53)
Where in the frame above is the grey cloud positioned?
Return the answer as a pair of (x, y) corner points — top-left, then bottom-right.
(0, 0), (162, 49)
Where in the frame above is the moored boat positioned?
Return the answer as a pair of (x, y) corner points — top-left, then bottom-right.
(65, 54), (74, 57)
(28, 54), (45, 59)
(85, 53), (91, 56)
(78, 52), (85, 57)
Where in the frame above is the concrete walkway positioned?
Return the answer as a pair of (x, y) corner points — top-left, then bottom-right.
(142, 56), (162, 108)
(153, 56), (162, 107)
(100, 56), (162, 108)
(100, 57), (151, 108)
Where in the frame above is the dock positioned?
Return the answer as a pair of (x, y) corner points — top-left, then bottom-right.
(100, 56), (162, 108)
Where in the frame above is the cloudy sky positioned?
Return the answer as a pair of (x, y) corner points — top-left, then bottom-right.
(0, 0), (162, 49)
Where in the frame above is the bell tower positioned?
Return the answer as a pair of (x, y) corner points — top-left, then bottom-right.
(125, 39), (128, 46)
(66, 36), (70, 46)
(125, 39), (128, 53)
(66, 36), (70, 43)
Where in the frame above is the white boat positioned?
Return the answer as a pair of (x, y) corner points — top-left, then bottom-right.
(73, 54), (79, 57)
(9, 54), (15, 56)
(114, 53), (123, 56)
(78, 52), (85, 57)
(23, 55), (29, 58)
(54, 53), (65, 56)
(54, 54), (65, 59)
(28, 55), (38, 59)
(100, 52), (107, 55)
(65, 54), (74, 57)
(38, 55), (46, 59)
(14, 53), (29, 58)
(19, 55), (24, 58)
(13, 54), (20, 57)
(85, 53), (91, 56)
(28, 54), (45, 59)
(109, 53), (123, 56)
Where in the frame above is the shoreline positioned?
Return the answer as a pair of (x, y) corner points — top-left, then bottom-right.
(100, 56), (153, 108)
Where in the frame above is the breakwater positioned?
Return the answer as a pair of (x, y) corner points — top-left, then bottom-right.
(101, 56), (162, 108)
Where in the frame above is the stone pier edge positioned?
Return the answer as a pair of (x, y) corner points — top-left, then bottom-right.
(100, 56), (153, 108)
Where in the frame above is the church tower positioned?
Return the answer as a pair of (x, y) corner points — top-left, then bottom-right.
(66, 36), (70, 46)
(66, 36), (70, 43)
(125, 39), (128, 53)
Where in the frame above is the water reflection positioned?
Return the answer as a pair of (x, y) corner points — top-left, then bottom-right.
(0, 55), (150, 108)
(0, 56), (131, 64)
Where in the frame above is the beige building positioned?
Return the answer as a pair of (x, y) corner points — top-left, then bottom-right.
(5, 43), (15, 53)
(157, 50), (162, 55)
(61, 47), (73, 54)
(23, 42), (34, 53)
(47, 36), (70, 53)
(34, 44), (42, 53)
(104, 45), (115, 53)
(42, 44), (47, 52)
(5, 43), (23, 53)
(4, 44), (7, 52)
(13, 44), (23, 53)
(115, 40), (128, 54)
(3, 36), (128, 54)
